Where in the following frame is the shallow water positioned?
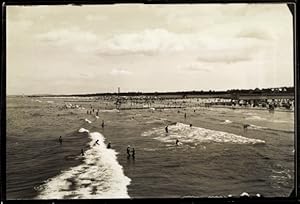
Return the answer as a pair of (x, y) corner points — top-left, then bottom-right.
(6, 96), (294, 199)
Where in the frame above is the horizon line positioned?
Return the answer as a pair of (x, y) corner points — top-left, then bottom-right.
(7, 86), (295, 96)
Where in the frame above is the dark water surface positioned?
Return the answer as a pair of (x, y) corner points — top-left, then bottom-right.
(6, 96), (294, 199)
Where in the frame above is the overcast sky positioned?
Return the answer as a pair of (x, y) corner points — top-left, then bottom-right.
(7, 4), (293, 95)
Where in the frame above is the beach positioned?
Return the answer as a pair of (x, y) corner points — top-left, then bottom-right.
(6, 95), (294, 199)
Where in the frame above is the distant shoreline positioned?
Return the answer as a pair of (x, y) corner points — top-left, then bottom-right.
(9, 87), (295, 100)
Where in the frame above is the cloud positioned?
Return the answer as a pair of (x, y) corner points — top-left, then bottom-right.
(8, 19), (33, 31)
(110, 69), (132, 76)
(96, 29), (206, 56)
(35, 27), (266, 61)
(196, 48), (253, 64)
(36, 27), (98, 46)
(181, 64), (211, 72)
(236, 28), (274, 40)
(79, 72), (95, 79)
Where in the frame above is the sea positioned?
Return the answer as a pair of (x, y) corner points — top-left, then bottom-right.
(6, 96), (294, 199)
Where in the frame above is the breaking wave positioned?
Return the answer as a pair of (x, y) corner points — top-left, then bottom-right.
(142, 122), (265, 145)
(85, 119), (92, 124)
(35, 129), (131, 199)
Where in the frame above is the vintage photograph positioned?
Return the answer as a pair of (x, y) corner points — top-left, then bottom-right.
(6, 4), (294, 199)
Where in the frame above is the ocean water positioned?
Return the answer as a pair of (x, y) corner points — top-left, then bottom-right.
(6, 96), (294, 199)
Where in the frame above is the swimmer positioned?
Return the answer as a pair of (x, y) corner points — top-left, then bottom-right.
(131, 147), (135, 158)
(190, 124), (192, 127)
(107, 142), (111, 149)
(81, 149), (84, 156)
(94, 140), (99, 146)
(243, 124), (250, 130)
(165, 126), (169, 133)
(127, 145), (131, 157)
(101, 120), (105, 128)
(59, 136), (62, 144)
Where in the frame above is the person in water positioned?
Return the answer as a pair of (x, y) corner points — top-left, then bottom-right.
(165, 126), (169, 133)
(101, 120), (105, 128)
(107, 142), (111, 149)
(81, 149), (84, 156)
(176, 139), (179, 146)
(131, 148), (135, 158)
(243, 124), (250, 130)
(190, 124), (193, 127)
(184, 113), (187, 119)
(59, 136), (62, 144)
(94, 140), (99, 146)
(127, 145), (131, 157)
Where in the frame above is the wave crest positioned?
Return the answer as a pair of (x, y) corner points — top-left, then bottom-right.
(142, 122), (265, 145)
(36, 130), (131, 199)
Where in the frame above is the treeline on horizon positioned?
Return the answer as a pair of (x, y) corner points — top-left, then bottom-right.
(27, 86), (295, 97)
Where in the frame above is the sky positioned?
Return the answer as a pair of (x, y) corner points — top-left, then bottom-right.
(7, 4), (294, 95)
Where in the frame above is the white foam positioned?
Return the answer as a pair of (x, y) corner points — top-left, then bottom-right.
(240, 192), (250, 197)
(246, 115), (266, 121)
(142, 122), (265, 145)
(47, 101), (54, 104)
(35, 99), (42, 103)
(36, 131), (131, 199)
(95, 116), (99, 119)
(143, 148), (157, 152)
(99, 109), (120, 113)
(85, 119), (92, 124)
(78, 128), (89, 133)
(248, 124), (267, 130)
(272, 119), (289, 123)
(221, 120), (232, 124)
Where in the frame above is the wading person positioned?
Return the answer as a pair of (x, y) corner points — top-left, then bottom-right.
(165, 126), (168, 133)
(127, 145), (131, 157)
(59, 136), (62, 145)
(101, 120), (105, 128)
(176, 139), (179, 146)
(81, 149), (84, 156)
(131, 147), (135, 159)
(107, 142), (111, 149)
(243, 124), (250, 131)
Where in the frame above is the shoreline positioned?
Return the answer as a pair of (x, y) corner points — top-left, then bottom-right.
(207, 105), (294, 113)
